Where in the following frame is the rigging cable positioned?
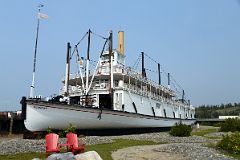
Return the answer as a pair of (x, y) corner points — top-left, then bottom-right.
(76, 32), (89, 46)
(70, 32), (88, 59)
(91, 31), (108, 40)
(132, 53), (142, 70)
(100, 38), (108, 56)
(143, 52), (188, 99)
(145, 68), (158, 73)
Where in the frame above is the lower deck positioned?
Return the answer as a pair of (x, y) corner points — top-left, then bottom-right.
(68, 89), (195, 120)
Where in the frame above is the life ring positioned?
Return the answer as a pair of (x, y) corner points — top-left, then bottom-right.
(100, 83), (106, 88)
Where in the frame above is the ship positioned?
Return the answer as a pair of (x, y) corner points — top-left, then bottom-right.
(21, 30), (196, 131)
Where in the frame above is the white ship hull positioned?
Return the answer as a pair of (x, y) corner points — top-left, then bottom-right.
(24, 101), (195, 131)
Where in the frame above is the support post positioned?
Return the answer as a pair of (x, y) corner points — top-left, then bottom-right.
(158, 63), (161, 85)
(109, 31), (113, 110)
(141, 52), (146, 78)
(9, 112), (14, 136)
(64, 42), (71, 96)
(168, 73), (170, 89)
(86, 29), (91, 94)
(109, 31), (113, 93)
(182, 90), (185, 103)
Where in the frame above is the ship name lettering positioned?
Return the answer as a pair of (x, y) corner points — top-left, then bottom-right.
(34, 106), (47, 110)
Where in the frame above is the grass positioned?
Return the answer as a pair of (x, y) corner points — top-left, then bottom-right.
(85, 139), (160, 160)
(206, 142), (240, 159)
(0, 139), (160, 160)
(0, 152), (45, 160)
(193, 126), (240, 159)
(218, 149), (240, 159)
(191, 128), (219, 137)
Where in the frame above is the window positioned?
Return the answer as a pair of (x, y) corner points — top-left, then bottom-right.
(101, 54), (109, 60)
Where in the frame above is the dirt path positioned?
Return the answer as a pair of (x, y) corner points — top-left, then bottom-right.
(112, 144), (186, 160)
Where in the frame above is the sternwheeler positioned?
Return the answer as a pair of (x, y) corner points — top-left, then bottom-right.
(21, 30), (195, 131)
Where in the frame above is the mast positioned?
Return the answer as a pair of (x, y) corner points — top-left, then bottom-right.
(86, 29), (91, 94)
(109, 31), (113, 93)
(158, 63), (161, 85)
(30, 4), (44, 98)
(64, 42), (71, 96)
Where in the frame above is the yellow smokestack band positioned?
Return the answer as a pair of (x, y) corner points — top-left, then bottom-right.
(118, 31), (124, 55)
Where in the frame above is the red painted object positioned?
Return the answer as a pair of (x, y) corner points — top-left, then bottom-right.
(45, 133), (60, 157)
(66, 133), (84, 154)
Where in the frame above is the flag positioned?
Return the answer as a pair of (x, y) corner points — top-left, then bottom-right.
(38, 12), (48, 19)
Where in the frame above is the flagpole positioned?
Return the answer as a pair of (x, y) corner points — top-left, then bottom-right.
(30, 4), (43, 98)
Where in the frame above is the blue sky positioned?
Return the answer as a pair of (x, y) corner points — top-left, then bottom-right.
(0, 0), (240, 111)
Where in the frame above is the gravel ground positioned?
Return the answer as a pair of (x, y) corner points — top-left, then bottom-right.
(111, 132), (215, 143)
(112, 145), (186, 160)
(110, 132), (238, 160)
(112, 143), (235, 160)
(0, 132), (237, 160)
(154, 143), (234, 160)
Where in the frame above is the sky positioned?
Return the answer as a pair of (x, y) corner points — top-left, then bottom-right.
(0, 0), (240, 111)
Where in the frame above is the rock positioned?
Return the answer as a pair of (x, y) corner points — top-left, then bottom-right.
(47, 152), (75, 160)
(75, 151), (102, 160)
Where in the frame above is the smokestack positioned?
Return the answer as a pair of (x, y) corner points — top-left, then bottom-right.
(118, 31), (124, 55)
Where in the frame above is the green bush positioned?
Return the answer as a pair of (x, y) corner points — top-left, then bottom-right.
(169, 122), (192, 137)
(46, 123), (76, 137)
(46, 127), (53, 134)
(220, 118), (240, 132)
(217, 132), (240, 155)
(58, 131), (64, 138)
(64, 123), (77, 135)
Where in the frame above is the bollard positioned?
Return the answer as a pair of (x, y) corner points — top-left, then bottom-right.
(196, 123), (199, 129)
(9, 112), (14, 136)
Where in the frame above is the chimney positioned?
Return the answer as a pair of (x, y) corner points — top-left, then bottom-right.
(118, 31), (124, 55)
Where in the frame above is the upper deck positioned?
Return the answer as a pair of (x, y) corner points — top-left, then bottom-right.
(63, 50), (177, 101)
